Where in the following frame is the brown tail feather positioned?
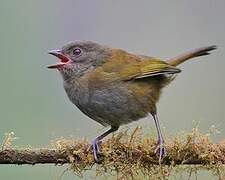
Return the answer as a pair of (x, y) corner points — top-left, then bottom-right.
(167, 45), (217, 66)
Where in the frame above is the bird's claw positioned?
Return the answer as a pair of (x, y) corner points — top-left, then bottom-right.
(154, 139), (167, 162)
(88, 139), (101, 161)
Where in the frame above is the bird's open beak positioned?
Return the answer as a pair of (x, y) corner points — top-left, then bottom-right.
(47, 50), (71, 69)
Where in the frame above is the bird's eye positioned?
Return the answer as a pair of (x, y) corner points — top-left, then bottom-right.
(73, 48), (82, 56)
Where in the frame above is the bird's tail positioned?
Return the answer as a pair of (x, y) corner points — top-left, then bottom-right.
(167, 45), (217, 66)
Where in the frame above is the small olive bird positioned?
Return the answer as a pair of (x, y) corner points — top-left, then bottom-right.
(48, 41), (216, 161)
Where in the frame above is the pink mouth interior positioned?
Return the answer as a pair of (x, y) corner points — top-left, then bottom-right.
(56, 54), (70, 63)
(48, 52), (70, 69)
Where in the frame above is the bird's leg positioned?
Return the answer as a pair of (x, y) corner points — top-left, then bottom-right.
(151, 113), (166, 162)
(90, 126), (119, 161)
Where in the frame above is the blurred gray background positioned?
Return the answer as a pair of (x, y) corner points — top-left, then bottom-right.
(0, 0), (224, 179)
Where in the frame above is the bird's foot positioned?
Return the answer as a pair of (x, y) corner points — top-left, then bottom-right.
(88, 139), (101, 162)
(154, 138), (167, 162)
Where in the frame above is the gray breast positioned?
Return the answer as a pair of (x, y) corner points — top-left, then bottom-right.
(63, 78), (149, 127)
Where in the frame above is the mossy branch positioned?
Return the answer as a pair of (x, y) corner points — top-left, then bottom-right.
(0, 128), (225, 165)
(0, 141), (224, 165)
(1, 127), (225, 179)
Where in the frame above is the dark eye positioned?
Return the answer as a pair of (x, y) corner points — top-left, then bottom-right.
(73, 48), (82, 56)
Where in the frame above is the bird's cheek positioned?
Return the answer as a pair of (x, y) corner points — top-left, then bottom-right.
(63, 62), (78, 71)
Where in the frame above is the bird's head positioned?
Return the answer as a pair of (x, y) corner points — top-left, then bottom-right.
(48, 41), (110, 80)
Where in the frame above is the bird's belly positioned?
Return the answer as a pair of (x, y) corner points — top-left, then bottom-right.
(65, 81), (158, 127)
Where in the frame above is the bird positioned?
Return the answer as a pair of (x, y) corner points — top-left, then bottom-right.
(47, 41), (216, 161)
